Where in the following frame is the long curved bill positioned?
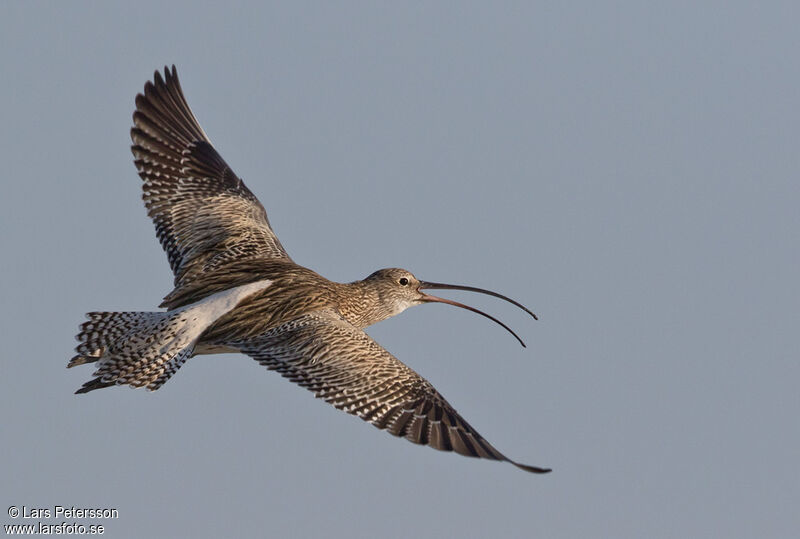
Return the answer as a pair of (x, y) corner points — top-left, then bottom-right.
(418, 281), (538, 348)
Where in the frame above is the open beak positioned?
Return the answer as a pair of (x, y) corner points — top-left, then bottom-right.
(418, 281), (537, 348)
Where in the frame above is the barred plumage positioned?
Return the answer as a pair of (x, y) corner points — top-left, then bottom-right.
(130, 66), (289, 298)
(237, 309), (548, 473)
(70, 66), (549, 474)
(72, 280), (272, 392)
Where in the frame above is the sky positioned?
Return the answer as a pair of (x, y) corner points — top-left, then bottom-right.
(2, 2), (799, 538)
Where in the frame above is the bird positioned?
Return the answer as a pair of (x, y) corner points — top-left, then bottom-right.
(69, 65), (550, 474)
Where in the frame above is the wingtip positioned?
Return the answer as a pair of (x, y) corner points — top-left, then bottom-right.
(512, 461), (552, 474)
(158, 64), (178, 83)
(147, 65), (177, 86)
(166, 65), (180, 88)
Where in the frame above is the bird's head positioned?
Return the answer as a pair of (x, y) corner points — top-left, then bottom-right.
(363, 267), (537, 347)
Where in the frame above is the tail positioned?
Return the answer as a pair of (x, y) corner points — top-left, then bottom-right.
(69, 311), (196, 393)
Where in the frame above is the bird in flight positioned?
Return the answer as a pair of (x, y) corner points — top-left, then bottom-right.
(70, 66), (550, 474)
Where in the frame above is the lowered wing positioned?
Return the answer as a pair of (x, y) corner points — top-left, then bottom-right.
(235, 308), (550, 474)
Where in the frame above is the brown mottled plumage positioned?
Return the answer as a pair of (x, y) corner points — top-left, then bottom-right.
(70, 66), (550, 475)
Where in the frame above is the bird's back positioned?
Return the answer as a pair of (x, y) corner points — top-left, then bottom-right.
(195, 260), (343, 345)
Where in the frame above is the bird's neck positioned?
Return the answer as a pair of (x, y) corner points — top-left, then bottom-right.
(336, 281), (399, 328)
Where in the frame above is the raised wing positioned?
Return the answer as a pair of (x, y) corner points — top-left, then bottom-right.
(130, 66), (290, 289)
(235, 309), (550, 474)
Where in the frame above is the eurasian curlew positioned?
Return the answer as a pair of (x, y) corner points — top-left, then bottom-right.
(70, 66), (550, 474)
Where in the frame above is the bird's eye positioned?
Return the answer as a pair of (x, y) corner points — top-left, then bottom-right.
(399, 277), (409, 286)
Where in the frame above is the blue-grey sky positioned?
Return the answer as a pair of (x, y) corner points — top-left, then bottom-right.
(2, 2), (798, 538)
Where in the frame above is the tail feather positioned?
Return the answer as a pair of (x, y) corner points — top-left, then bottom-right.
(70, 310), (197, 393)
(69, 279), (273, 394)
(70, 311), (155, 368)
(75, 377), (116, 394)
